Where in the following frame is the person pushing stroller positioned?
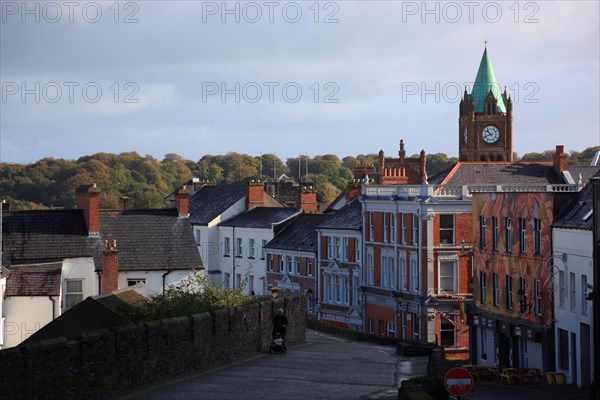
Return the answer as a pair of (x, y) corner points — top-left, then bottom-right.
(272, 308), (288, 339)
(270, 308), (288, 353)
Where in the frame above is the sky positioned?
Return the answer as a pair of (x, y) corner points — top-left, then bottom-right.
(1, 1), (599, 164)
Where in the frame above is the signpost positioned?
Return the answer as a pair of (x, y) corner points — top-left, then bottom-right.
(444, 367), (474, 399)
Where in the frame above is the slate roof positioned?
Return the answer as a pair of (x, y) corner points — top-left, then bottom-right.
(5, 262), (62, 296)
(428, 162), (563, 186)
(565, 166), (600, 185)
(264, 214), (330, 252)
(552, 184), (593, 230)
(188, 185), (247, 225)
(1, 209), (91, 265)
(219, 207), (300, 229)
(317, 199), (362, 230)
(90, 209), (203, 272)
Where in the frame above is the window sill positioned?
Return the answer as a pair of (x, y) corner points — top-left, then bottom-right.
(223, 254), (231, 258)
(248, 257), (255, 260)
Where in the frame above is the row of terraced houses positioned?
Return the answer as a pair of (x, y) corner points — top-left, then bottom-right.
(1, 48), (597, 389)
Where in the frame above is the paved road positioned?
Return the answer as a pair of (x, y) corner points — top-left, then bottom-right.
(119, 330), (399, 400)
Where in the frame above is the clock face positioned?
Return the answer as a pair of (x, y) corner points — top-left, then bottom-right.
(482, 125), (500, 143)
(463, 127), (467, 144)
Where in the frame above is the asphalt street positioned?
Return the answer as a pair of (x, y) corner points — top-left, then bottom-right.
(119, 330), (400, 400)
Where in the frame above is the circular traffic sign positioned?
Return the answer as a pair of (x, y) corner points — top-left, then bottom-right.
(444, 367), (474, 397)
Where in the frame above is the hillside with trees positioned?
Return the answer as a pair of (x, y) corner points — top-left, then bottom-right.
(1, 147), (597, 210)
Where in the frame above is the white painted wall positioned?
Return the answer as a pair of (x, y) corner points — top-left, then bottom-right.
(218, 226), (272, 295)
(2, 257), (97, 348)
(3, 296), (57, 348)
(553, 228), (594, 387)
(193, 198), (246, 273)
(0, 276), (6, 349)
(61, 257), (97, 309)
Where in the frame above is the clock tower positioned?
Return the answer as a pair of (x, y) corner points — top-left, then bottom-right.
(459, 47), (513, 162)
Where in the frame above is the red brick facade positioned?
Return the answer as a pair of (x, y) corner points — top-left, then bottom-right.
(174, 186), (189, 217)
(363, 205), (472, 360)
(266, 253), (317, 312)
(246, 181), (264, 209)
(101, 248), (119, 293)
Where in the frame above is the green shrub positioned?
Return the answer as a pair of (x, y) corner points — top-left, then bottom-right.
(128, 271), (254, 322)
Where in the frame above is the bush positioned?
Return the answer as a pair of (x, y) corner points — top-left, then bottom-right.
(128, 272), (254, 322)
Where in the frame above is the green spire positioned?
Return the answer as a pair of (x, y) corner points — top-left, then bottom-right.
(471, 47), (506, 113)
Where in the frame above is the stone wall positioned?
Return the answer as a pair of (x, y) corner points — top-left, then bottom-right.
(0, 294), (305, 400)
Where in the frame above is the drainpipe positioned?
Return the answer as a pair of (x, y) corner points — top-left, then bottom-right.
(417, 202), (424, 341)
(96, 271), (102, 295)
(361, 195), (367, 333)
(49, 296), (56, 319)
(232, 226), (236, 288)
(394, 201), (399, 338)
(316, 229), (322, 322)
(162, 270), (171, 293)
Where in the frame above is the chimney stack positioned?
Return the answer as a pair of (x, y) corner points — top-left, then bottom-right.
(299, 187), (318, 213)
(345, 182), (361, 202)
(553, 145), (569, 174)
(174, 186), (189, 217)
(101, 240), (119, 293)
(246, 180), (264, 210)
(76, 183), (100, 236)
(119, 196), (132, 210)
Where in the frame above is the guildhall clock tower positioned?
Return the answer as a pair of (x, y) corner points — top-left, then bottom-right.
(459, 47), (513, 162)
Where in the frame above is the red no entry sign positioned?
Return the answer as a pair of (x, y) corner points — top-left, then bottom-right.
(444, 367), (474, 397)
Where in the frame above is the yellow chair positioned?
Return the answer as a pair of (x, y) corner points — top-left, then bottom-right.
(500, 368), (514, 384)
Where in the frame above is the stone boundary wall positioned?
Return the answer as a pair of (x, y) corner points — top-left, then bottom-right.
(0, 294), (305, 400)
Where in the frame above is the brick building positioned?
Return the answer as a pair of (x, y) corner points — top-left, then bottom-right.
(470, 182), (577, 372)
(353, 139), (427, 185)
(264, 213), (329, 314)
(316, 199), (363, 330)
(361, 184), (473, 359)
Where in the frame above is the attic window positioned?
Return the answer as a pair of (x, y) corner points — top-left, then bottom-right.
(582, 209), (592, 221)
(564, 202), (584, 220)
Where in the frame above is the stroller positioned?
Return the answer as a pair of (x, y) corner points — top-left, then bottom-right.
(269, 332), (287, 353)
